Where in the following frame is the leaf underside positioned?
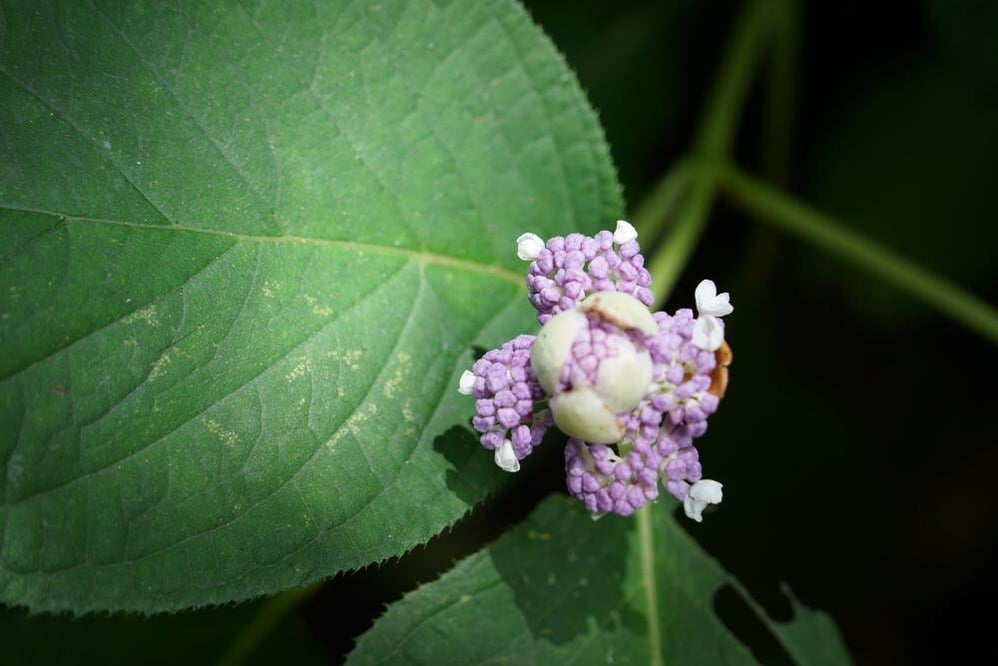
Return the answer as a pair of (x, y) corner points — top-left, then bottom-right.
(347, 495), (852, 666)
(0, 0), (621, 612)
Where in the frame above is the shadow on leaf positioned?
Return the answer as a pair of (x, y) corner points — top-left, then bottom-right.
(486, 495), (645, 647)
(432, 425), (504, 507)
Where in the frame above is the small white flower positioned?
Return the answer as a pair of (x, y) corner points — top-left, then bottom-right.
(694, 279), (733, 317)
(613, 219), (638, 244)
(494, 439), (520, 473)
(683, 479), (723, 522)
(692, 314), (724, 351)
(515, 232), (545, 261)
(457, 370), (476, 395)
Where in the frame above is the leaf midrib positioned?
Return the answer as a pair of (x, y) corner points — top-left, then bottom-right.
(0, 205), (524, 286)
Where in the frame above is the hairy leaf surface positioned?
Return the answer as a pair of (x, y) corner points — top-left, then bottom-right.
(348, 495), (851, 665)
(0, 0), (621, 612)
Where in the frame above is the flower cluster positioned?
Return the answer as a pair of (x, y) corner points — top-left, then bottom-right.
(460, 221), (733, 521)
(518, 222), (654, 325)
(458, 335), (551, 473)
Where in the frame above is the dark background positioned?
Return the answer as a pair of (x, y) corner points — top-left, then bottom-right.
(4, 1), (996, 664)
(535, 0), (998, 662)
(310, 1), (998, 663)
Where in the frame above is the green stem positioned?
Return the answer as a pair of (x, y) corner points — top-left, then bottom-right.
(694, 0), (774, 158)
(759, 0), (799, 184)
(717, 165), (998, 344)
(736, 0), (799, 296)
(648, 176), (716, 305)
(217, 583), (319, 666)
(646, 0), (775, 304)
(630, 160), (692, 250)
(637, 505), (664, 666)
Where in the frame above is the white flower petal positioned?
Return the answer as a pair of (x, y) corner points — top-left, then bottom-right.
(694, 279), (717, 310)
(692, 314), (725, 351)
(695, 279), (734, 317)
(689, 479), (723, 503)
(515, 232), (545, 261)
(683, 495), (707, 523)
(613, 219), (638, 244)
(457, 370), (476, 395)
(494, 439), (520, 473)
(684, 479), (723, 522)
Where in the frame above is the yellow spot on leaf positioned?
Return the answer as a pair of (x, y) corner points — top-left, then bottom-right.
(286, 356), (312, 381)
(125, 304), (159, 327)
(204, 418), (239, 446)
(148, 350), (172, 381)
(261, 280), (279, 298)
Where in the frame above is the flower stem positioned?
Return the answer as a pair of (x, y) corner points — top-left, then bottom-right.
(693, 0), (774, 158)
(735, 0), (800, 295)
(758, 0), (799, 186)
(630, 160), (692, 249)
(646, 0), (776, 304)
(716, 165), (998, 344)
(647, 177), (716, 305)
(637, 504), (664, 666)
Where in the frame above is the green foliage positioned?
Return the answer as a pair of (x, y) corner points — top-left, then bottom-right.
(347, 495), (850, 665)
(0, 0), (620, 613)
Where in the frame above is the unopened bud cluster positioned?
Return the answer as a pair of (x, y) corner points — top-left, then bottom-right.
(459, 221), (733, 521)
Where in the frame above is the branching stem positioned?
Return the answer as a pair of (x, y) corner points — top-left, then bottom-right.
(646, 0), (776, 304)
(715, 165), (998, 344)
(640, 0), (998, 345)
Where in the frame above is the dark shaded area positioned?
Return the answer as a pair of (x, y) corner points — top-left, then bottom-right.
(432, 425), (505, 505)
(714, 584), (795, 666)
(0, 600), (323, 666)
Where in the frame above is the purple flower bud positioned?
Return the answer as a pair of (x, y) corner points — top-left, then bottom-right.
(524, 230), (659, 324)
(467, 335), (550, 462)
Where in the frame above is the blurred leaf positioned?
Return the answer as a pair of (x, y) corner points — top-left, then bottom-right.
(0, 0), (621, 613)
(347, 494), (851, 665)
(0, 598), (322, 666)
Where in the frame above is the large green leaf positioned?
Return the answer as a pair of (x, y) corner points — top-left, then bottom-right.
(0, 0), (621, 612)
(347, 495), (851, 665)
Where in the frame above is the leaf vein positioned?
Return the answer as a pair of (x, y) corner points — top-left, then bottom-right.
(87, 0), (287, 236)
(0, 66), (172, 225)
(2, 259), (412, 512)
(0, 240), (240, 385)
(238, 0), (423, 248)
(0, 205), (523, 285)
